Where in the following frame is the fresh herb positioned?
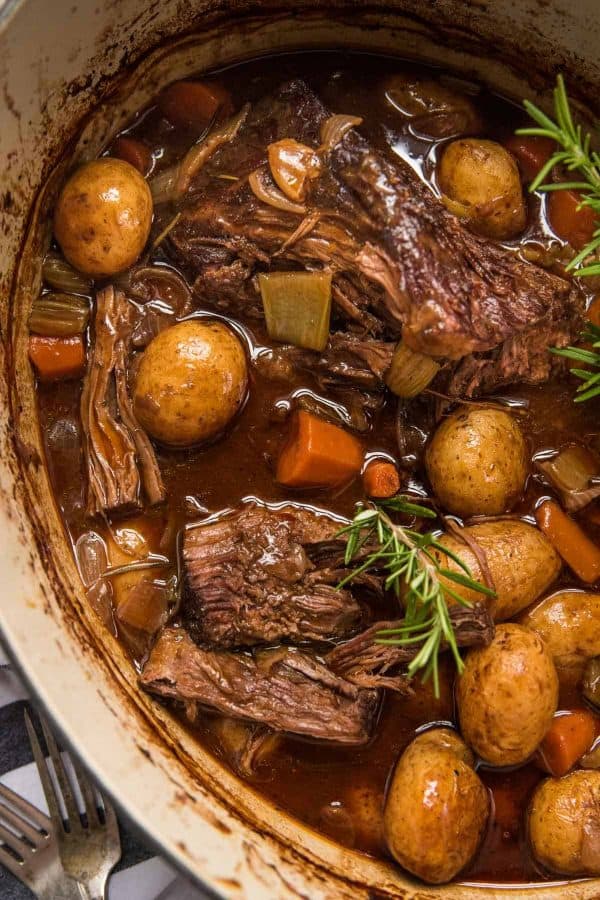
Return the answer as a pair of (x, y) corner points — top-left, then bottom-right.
(517, 74), (600, 277)
(551, 322), (600, 402)
(337, 497), (495, 696)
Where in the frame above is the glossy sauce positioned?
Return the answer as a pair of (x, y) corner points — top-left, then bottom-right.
(36, 52), (600, 884)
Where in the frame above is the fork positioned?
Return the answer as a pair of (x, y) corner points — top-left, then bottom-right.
(0, 780), (84, 899)
(25, 708), (122, 900)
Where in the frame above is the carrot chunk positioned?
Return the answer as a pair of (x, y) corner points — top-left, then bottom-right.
(547, 189), (597, 250)
(537, 709), (597, 776)
(276, 410), (363, 489)
(587, 296), (600, 328)
(504, 135), (554, 183)
(157, 80), (231, 130)
(28, 334), (85, 381)
(535, 499), (600, 583)
(363, 460), (401, 499)
(111, 136), (152, 176)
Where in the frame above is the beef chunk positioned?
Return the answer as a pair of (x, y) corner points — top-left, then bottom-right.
(140, 627), (378, 745)
(167, 79), (582, 395)
(326, 602), (495, 691)
(80, 287), (165, 517)
(182, 505), (374, 648)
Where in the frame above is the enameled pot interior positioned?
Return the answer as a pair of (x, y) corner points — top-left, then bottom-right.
(2, 3), (600, 898)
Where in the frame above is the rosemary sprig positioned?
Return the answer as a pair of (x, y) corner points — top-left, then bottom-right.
(337, 497), (495, 696)
(517, 74), (600, 277)
(551, 322), (600, 402)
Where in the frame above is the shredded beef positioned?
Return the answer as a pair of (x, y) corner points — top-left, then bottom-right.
(182, 505), (376, 648)
(166, 79), (582, 397)
(140, 627), (379, 745)
(80, 286), (165, 517)
(326, 602), (495, 691)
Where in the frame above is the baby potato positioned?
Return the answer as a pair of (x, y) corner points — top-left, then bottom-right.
(457, 624), (558, 767)
(438, 138), (527, 239)
(425, 407), (528, 517)
(528, 770), (600, 875)
(133, 320), (248, 447)
(520, 590), (600, 669)
(384, 728), (489, 884)
(435, 520), (561, 621)
(54, 158), (152, 277)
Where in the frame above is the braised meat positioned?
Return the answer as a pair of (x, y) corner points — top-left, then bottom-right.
(326, 602), (495, 691)
(182, 505), (375, 648)
(140, 627), (379, 744)
(168, 79), (580, 393)
(80, 286), (165, 516)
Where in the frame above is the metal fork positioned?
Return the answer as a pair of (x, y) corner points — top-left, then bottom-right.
(0, 780), (84, 899)
(25, 709), (122, 900)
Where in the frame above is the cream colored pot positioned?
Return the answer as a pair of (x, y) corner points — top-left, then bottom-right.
(1, 1), (599, 897)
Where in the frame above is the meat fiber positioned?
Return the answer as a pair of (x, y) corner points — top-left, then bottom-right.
(80, 286), (165, 517)
(140, 627), (379, 745)
(182, 505), (378, 648)
(326, 602), (495, 691)
(166, 79), (582, 395)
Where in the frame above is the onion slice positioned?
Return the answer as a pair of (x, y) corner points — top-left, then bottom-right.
(259, 271), (332, 351)
(267, 138), (322, 202)
(176, 103), (250, 196)
(319, 114), (363, 153)
(150, 103), (250, 203)
(536, 444), (600, 512)
(248, 168), (306, 215)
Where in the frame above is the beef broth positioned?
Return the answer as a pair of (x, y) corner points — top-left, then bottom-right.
(33, 51), (600, 886)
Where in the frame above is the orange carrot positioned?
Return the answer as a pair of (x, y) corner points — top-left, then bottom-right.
(111, 136), (152, 176)
(536, 499), (600, 583)
(28, 334), (85, 382)
(276, 410), (363, 489)
(504, 135), (554, 183)
(587, 296), (600, 329)
(363, 460), (401, 499)
(547, 189), (597, 250)
(537, 709), (597, 776)
(158, 80), (231, 130)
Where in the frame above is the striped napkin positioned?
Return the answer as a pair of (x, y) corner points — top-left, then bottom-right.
(0, 643), (207, 900)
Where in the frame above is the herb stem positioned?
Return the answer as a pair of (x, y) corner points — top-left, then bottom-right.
(338, 497), (494, 694)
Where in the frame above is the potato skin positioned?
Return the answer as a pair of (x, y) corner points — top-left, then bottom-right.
(384, 728), (489, 884)
(425, 407), (528, 517)
(54, 158), (152, 277)
(435, 520), (561, 621)
(438, 138), (526, 239)
(457, 624), (558, 766)
(528, 770), (600, 875)
(133, 320), (248, 447)
(520, 590), (600, 668)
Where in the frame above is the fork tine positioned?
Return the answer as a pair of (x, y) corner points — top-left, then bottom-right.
(0, 842), (25, 879)
(24, 709), (65, 831)
(0, 820), (28, 860)
(38, 714), (82, 830)
(0, 781), (51, 832)
(0, 797), (45, 847)
(71, 759), (100, 826)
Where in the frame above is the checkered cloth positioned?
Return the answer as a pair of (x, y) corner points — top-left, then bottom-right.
(0, 643), (207, 900)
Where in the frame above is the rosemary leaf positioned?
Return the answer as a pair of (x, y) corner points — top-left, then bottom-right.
(338, 499), (494, 695)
